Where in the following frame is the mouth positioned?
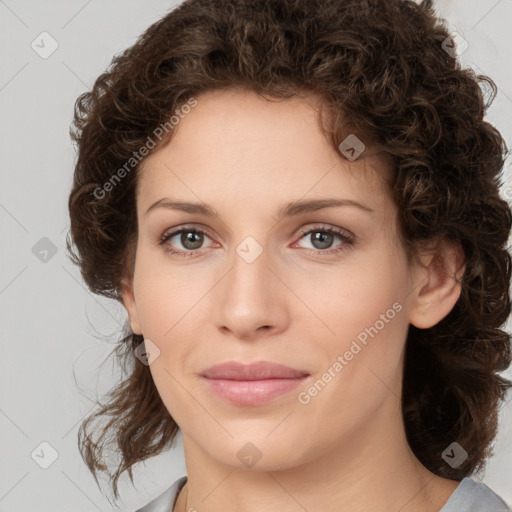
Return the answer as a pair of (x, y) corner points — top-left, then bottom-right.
(200, 361), (310, 406)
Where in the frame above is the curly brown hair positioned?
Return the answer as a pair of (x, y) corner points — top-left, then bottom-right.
(66, 0), (512, 500)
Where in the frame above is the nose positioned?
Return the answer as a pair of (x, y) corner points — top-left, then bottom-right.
(214, 239), (289, 340)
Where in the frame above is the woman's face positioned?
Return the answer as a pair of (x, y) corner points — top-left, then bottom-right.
(122, 88), (426, 471)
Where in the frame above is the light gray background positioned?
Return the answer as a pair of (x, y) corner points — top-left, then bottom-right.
(1, 1), (511, 511)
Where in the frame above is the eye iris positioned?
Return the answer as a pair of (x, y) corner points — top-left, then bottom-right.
(311, 231), (333, 250)
(182, 231), (203, 250)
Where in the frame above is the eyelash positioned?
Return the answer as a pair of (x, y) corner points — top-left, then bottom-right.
(158, 224), (355, 258)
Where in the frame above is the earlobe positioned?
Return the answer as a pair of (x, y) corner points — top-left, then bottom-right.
(409, 240), (465, 329)
(120, 277), (143, 335)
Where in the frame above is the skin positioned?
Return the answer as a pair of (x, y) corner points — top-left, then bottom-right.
(122, 88), (465, 512)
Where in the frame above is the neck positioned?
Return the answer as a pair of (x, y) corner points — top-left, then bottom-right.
(175, 397), (459, 512)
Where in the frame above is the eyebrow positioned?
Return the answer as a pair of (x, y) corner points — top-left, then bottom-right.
(145, 197), (374, 221)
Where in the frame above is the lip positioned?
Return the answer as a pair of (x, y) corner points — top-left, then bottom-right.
(201, 361), (310, 406)
(202, 361), (309, 380)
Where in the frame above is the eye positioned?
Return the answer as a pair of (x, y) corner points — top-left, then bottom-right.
(158, 226), (214, 258)
(158, 224), (355, 258)
(293, 225), (355, 255)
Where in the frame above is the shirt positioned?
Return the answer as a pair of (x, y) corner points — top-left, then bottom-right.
(136, 476), (511, 512)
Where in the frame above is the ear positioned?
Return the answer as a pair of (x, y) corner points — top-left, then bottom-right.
(120, 276), (143, 335)
(408, 239), (465, 329)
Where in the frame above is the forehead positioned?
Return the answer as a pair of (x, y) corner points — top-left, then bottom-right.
(136, 88), (393, 217)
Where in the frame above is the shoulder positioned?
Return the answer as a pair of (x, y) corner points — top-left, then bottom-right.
(135, 476), (188, 512)
(440, 477), (511, 512)
(134, 475), (511, 512)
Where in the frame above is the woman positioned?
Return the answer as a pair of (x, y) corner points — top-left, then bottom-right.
(66, 0), (512, 510)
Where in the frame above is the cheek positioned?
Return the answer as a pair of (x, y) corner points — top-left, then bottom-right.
(303, 252), (410, 409)
(146, 361), (204, 433)
(133, 255), (203, 339)
(313, 254), (407, 347)
(295, 278), (408, 441)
